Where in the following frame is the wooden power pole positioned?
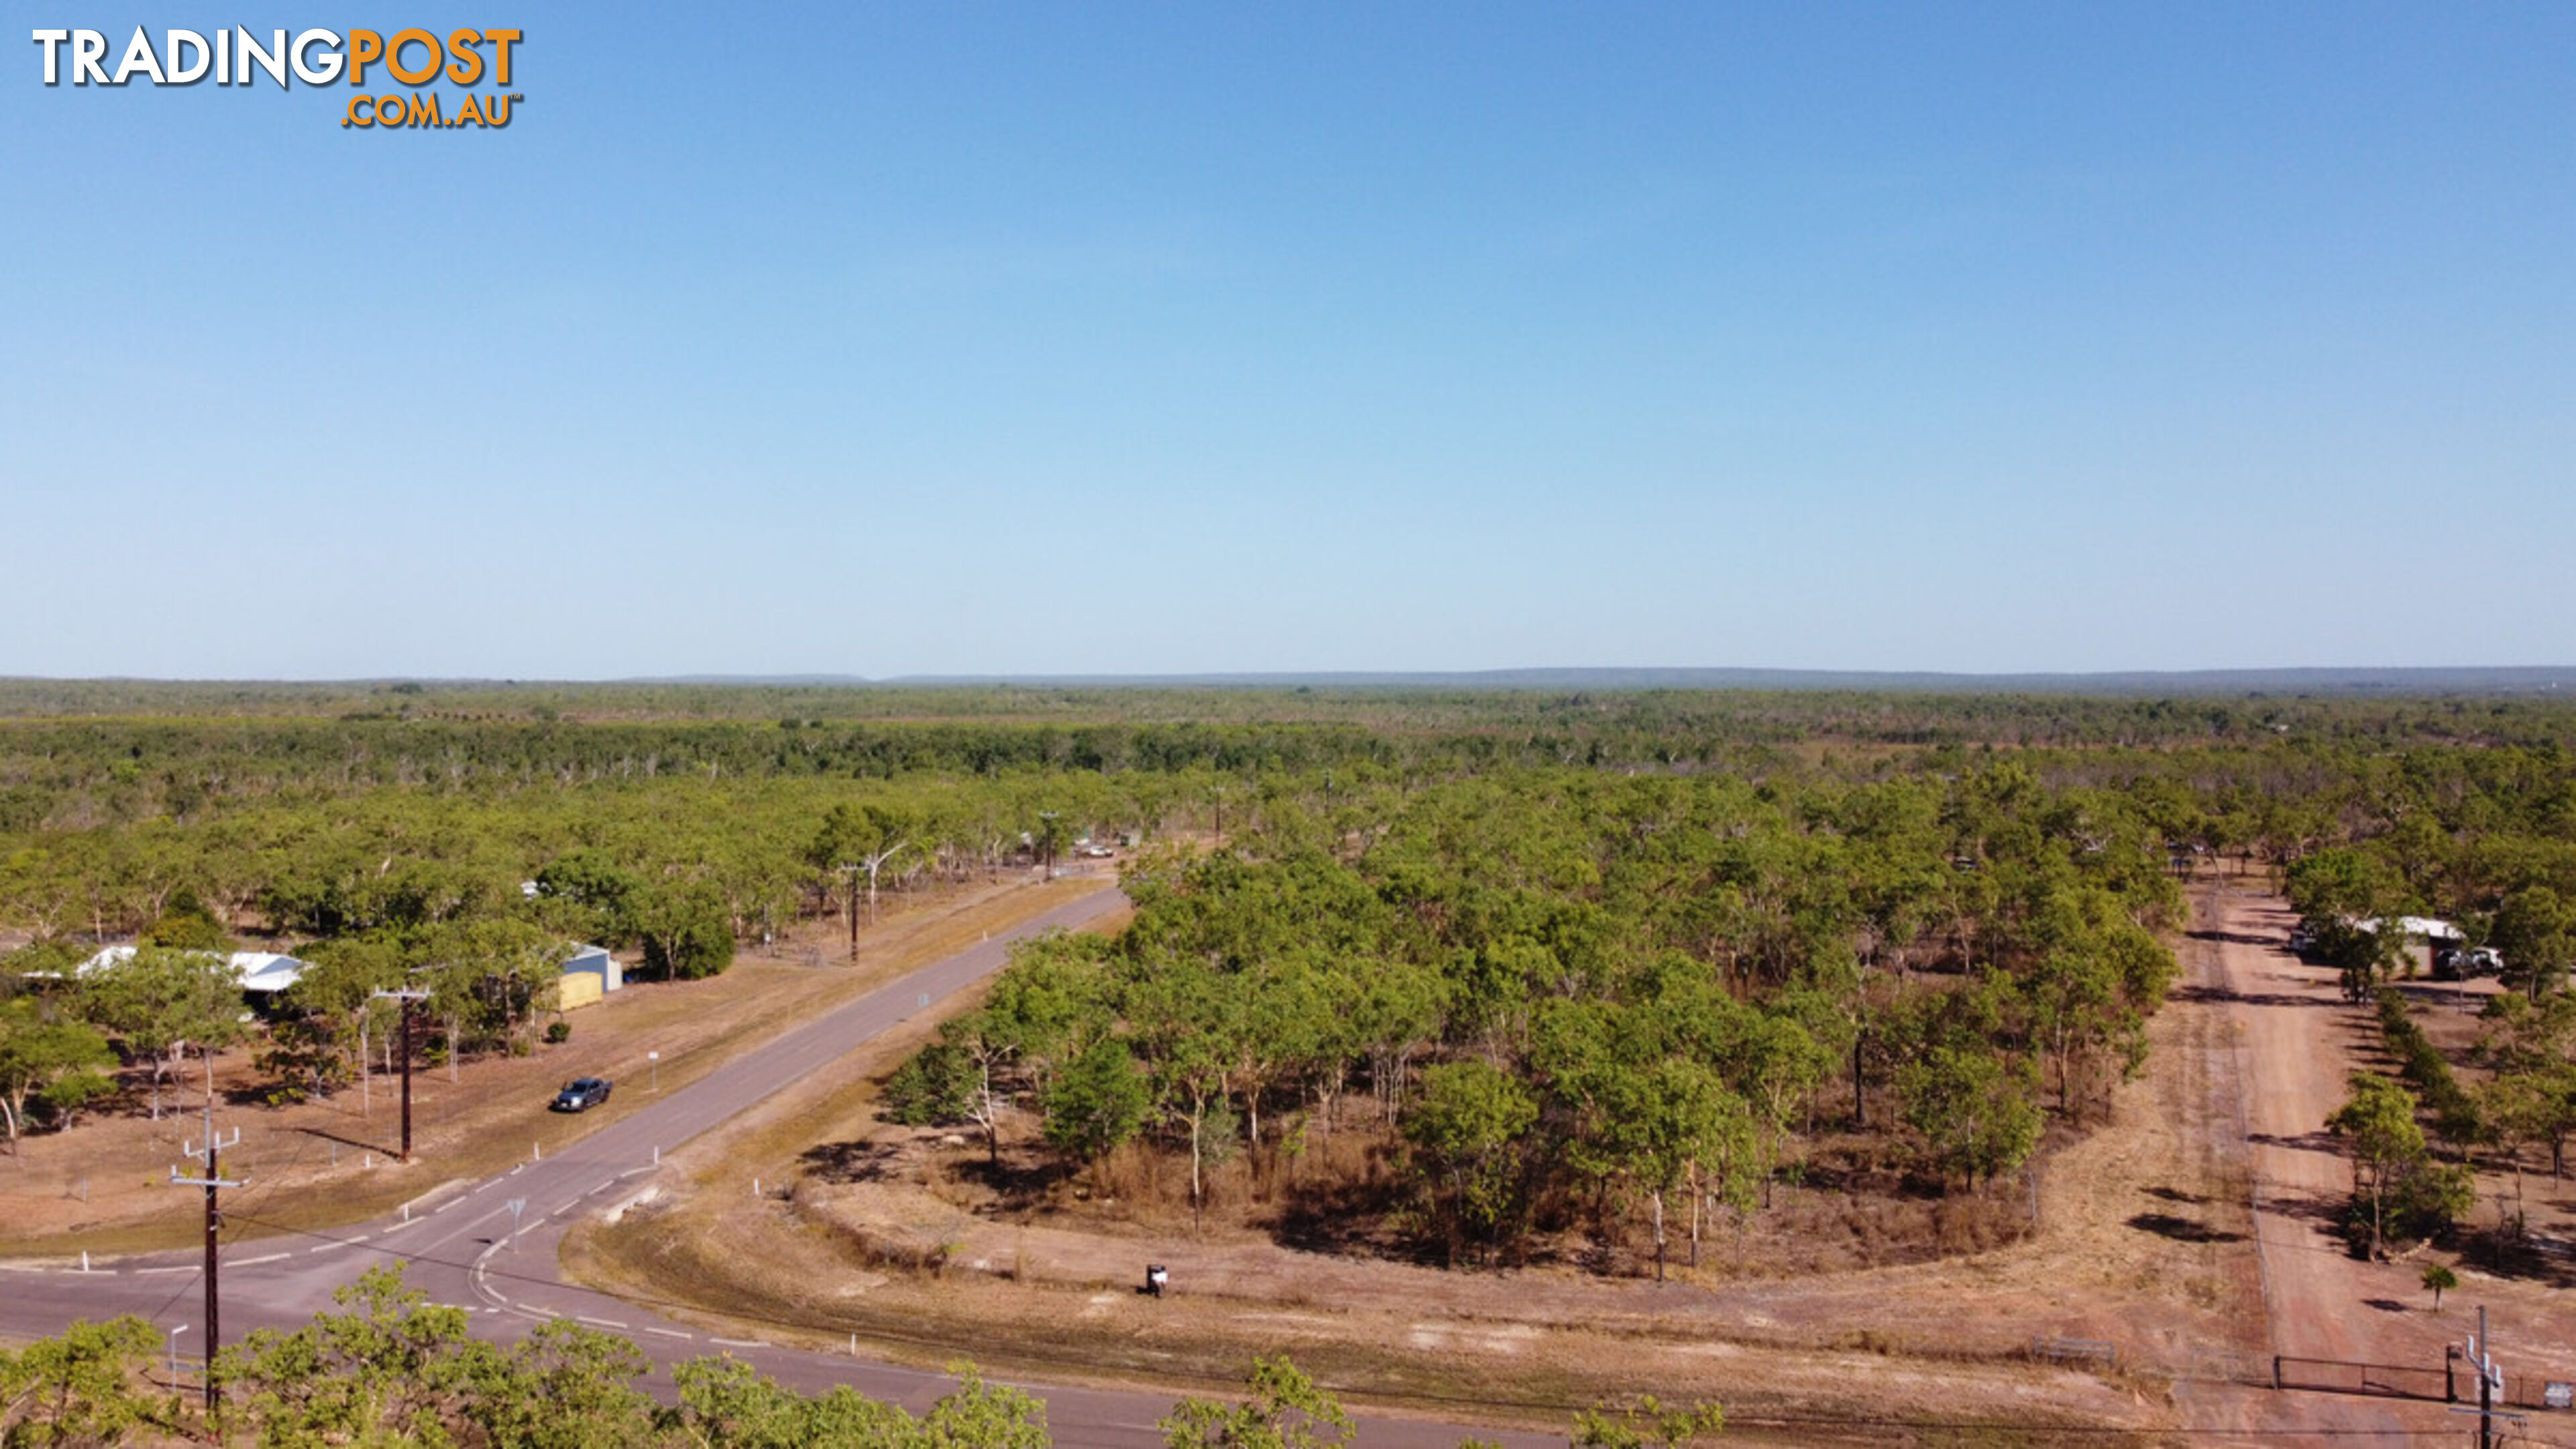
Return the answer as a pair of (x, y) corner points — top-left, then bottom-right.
(169, 1108), (241, 1417)
(373, 987), (429, 1162)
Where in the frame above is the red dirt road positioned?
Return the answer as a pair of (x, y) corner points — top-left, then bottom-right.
(2190, 888), (2538, 1442)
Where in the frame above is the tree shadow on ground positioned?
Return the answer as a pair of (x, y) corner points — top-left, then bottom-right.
(2171, 982), (2339, 1010)
(2186, 928), (2286, 949)
(799, 1139), (903, 1185)
(951, 1151), (1073, 1209)
(2256, 1188), (2351, 1233)
(2128, 1211), (2247, 1244)
(1270, 1177), (1443, 1267)
(2249, 1129), (2345, 1156)
(2463, 1234), (2576, 1289)
(294, 1124), (399, 1160)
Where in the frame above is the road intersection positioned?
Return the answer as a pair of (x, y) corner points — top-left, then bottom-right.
(3, 883), (1547, 1446)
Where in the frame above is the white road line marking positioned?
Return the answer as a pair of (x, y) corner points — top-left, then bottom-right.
(133, 1267), (193, 1275)
(233, 1253), (288, 1265)
(639, 1326), (692, 1340)
(344, 1232), (369, 1242)
(708, 1337), (764, 1348)
(577, 1316), (629, 1329)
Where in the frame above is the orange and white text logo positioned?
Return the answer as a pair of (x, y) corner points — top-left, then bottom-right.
(29, 26), (525, 128)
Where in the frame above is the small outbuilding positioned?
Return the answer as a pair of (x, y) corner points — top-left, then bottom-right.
(561, 943), (621, 994)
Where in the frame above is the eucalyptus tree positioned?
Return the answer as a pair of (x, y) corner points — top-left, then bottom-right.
(0, 999), (115, 1152)
(77, 945), (247, 1120)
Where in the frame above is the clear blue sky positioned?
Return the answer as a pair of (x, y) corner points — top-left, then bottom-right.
(5, 3), (2569, 678)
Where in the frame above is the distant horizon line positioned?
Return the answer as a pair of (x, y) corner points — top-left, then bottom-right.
(5, 665), (2573, 696)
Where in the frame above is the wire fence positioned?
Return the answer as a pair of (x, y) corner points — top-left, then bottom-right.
(2273, 1354), (2455, 1403)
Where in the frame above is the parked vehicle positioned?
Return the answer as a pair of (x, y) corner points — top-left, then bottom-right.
(2432, 947), (2503, 981)
(2287, 923), (2316, 955)
(552, 1077), (612, 1112)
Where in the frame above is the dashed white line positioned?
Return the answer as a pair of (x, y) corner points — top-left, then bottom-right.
(232, 1253), (288, 1266)
(133, 1267), (193, 1275)
(707, 1336), (765, 1348)
(576, 1316), (629, 1330)
(639, 1326), (692, 1340)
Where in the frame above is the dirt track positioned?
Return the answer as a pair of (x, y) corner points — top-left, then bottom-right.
(2184, 885), (2576, 1442)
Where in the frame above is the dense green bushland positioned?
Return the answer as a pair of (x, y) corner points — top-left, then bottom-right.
(890, 765), (2183, 1271)
(6, 687), (2576, 1220)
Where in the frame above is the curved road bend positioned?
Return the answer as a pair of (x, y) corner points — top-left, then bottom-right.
(0, 884), (1554, 1448)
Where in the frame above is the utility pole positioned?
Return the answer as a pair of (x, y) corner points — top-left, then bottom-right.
(169, 1099), (241, 1418)
(373, 988), (429, 1163)
(2457, 1306), (2520, 1449)
(840, 863), (864, 959)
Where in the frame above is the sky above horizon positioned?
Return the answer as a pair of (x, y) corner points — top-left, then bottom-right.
(4, 4), (2571, 679)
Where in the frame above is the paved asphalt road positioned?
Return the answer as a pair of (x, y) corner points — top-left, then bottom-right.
(0, 883), (1554, 1448)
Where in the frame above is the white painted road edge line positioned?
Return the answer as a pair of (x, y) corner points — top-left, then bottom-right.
(232, 1253), (288, 1266)
(577, 1316), (629, 1330)
(708, 1337), (765, 1348)
(640, 1326), (692, 1340)
(133, 1267), (193, 1275)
